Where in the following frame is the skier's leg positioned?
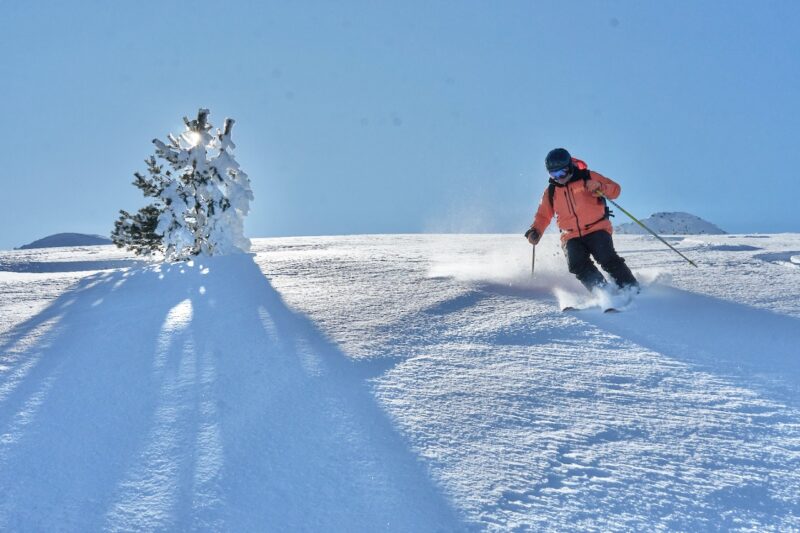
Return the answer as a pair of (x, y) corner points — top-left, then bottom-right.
(564, 237), (607, 291)
(585, 231), (638, 289)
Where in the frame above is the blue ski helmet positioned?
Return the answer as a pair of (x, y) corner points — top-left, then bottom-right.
(545, 148), (572, 172)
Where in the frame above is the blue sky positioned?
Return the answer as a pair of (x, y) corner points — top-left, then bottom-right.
(1, 1), (798, 249)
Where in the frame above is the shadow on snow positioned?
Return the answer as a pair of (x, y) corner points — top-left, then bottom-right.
(0, 259), (149, 273)
(583, 284), (800, 394)
(0, 255), (464, 532)
(470, 279), (800, 392)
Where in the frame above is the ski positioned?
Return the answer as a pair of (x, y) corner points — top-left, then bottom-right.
(561, 305), (622, 313)
(558, 285), (639, 314)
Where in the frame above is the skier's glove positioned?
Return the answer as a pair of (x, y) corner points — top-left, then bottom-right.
(586, 180), (605, 197)
(524, 228), (541, 245)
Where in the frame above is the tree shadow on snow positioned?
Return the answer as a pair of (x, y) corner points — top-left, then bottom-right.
(0, 256), (465, 532)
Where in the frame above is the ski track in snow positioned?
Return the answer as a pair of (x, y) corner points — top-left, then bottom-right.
(0, 235), (799, 531)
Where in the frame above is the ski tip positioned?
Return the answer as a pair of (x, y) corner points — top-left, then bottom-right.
(603, 308), (621, 313)
(561, 306), (578, 312)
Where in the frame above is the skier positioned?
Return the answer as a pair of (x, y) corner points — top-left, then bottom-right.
(525, 148), (639, 294)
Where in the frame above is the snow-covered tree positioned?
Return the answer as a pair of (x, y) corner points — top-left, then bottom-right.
(112, 108), (254, 260)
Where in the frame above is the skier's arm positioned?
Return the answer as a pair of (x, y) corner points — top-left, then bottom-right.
(587, 171), (621, 199)
(529, 188), (554, 237)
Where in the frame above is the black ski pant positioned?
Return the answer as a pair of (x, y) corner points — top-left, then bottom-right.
(564, 230), (638, 292)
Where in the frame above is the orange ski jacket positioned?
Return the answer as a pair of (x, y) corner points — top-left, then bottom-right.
(529, 159), (620, 244)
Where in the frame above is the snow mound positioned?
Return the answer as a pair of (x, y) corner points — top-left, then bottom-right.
(615, 212), (725, 235)
(17, 233), (112, 250)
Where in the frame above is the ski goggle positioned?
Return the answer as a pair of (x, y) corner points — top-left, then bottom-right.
(548, 167), (570, 179)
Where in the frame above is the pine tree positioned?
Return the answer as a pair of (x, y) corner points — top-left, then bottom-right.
(112, 108), (254, 260)
(110, 156), (169, 255)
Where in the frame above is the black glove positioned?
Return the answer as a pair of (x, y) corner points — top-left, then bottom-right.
(524, 228), (540, 245)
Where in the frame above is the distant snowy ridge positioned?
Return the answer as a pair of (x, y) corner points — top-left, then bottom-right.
(16, 233), (112, 250)
(615, 212), (725, 235)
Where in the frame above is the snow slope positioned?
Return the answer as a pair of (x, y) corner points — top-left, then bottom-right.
(1, 234), (799, 531)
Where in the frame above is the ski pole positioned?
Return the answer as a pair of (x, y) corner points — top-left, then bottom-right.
(601, 194), (698, 268)
(531, 244), (536, 277)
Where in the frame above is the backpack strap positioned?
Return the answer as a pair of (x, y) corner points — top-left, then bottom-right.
(548, 168), (614, 220)
(548, 168), (588, 208)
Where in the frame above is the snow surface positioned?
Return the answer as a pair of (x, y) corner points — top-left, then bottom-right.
(615, 212), (726, 235)
(1, 234), (799, 531)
